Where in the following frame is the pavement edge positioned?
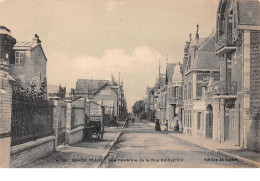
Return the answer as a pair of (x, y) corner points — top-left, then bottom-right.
(166, 133), (260, 168)
(96, 130), (123, 168)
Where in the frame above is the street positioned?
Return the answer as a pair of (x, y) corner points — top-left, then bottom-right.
(101, 118), (253, 168)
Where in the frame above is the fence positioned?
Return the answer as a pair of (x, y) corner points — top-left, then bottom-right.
(11, 90), (54, 146)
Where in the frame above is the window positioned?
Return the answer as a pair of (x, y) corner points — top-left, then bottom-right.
(197, 112), (201, 130)
(173, 86), (179, 98)
(188, 82), (192, 100)
(15, 51), (25, 64)
(184, 85), (187, 100)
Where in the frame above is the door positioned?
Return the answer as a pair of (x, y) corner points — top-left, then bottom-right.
(224, 109), (230, 141)
(206, 105), (213, 139)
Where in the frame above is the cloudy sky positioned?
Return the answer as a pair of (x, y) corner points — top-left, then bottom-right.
(0, 0), (219, 110)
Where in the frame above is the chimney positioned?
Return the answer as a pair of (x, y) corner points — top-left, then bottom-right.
(32, 34), (41, 46)
(196, 24), (199, 40)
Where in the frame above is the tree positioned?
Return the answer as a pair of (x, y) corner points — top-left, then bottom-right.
(132, 100), (145, 115)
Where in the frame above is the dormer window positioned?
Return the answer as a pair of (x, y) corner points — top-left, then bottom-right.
(15, 51), (25, 64)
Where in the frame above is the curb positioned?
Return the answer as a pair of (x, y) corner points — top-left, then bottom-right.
(122, 123), (126, 128)
(96, 131), (123, 168)
(215, 149), (260, 168)
(166, 133), (259, 168)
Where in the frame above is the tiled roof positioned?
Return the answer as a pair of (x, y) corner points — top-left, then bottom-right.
(191, 34), (220, 70)
(75, 79), (110, 94)
(15, 41), (34, 47)
(166, 63), (176, 83)
(237, 0), (260, 26)
(189, 37), (207, 48)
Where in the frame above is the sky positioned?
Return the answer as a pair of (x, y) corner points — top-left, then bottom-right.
(0, 0), (219, 110)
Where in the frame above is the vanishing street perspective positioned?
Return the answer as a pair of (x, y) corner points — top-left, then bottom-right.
(0, 0), (260, 168)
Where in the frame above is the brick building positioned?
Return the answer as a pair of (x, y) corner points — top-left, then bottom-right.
(212, 0), (260, 152)
(182, 28), (220, 136)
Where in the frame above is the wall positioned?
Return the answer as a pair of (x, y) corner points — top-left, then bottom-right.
(248, 31), (260, 152)
(193, 100), (206, 138)
(10, 44), (47, 90)
(0, 68), (13, 168)
(65, 99), (85, 145)
(10, 136), (55, 168)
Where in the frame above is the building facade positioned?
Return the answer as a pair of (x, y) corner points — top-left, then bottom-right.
(9, 34), (47, 93)
(212, 0), (260, 152)
(165, 62), (184, 129)
(182, 28), (220, 136)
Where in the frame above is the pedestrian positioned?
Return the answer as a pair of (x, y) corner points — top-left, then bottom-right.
(132, 117), (135, 124)
(155, 119), (161, 131)
(164, 120), (168, 132)
(126, 117), (129, 127)
(174, 120), (179, 131)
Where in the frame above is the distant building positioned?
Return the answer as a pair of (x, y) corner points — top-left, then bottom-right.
(48, 84), (66, 100)
(74, 77), (127, 123)
(165, 62), (184, 130)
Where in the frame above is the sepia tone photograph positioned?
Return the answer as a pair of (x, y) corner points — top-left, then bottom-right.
(0, 0), (260, 169)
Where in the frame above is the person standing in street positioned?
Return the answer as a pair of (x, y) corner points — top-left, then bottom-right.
(165, 120), (168, 132)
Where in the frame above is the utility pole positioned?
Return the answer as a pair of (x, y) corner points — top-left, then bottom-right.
(117, 72), (121, 124)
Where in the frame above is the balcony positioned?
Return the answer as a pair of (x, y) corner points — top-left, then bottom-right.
(212, 81), (237, 98)
(216, 33), (236, 55)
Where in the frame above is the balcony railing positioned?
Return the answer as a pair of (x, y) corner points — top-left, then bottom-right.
(216, 33), (235, 53)
(213, 81), (237, 96)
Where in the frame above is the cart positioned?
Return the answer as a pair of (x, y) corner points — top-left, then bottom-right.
(84, 120), (104, 141)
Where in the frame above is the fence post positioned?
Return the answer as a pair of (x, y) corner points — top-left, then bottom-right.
(0, 69), (13, 168)
(65, 101), (72, 145)
(52, 100), (60, 149)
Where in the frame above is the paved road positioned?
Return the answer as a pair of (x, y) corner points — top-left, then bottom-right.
(102, 118), (253, 168)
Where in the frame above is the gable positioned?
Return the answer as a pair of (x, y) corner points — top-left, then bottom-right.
(94, 84), (116, 96)
(31, 44), (47, 61)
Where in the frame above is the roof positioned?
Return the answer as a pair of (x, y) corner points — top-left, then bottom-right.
(165, 63), (176, 83)
(13, 35), (48, 61)
(15, 41), (35, 48)
(189, 37), (207, 48)
(0, 26), (15, 38)
(191, 34), (220, 70)
(75, 79), (110, 94)
(217, 0), (260, 27)
(237, 0), (260, 26)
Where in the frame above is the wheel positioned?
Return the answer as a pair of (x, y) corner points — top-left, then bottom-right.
(99, 133), (104, 140)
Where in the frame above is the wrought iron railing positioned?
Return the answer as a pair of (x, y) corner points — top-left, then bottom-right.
(212, 81), (237, 96)
(11, 81), (54, 146)
(216, 33), (234, 52)
(169, 96), (183, 105)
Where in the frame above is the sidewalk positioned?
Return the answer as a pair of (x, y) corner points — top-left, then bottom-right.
(146, 121), (260, 168)
(22, 125), (123, 168)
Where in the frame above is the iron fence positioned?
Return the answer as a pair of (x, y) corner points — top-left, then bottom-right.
(11, 84), (54, 146)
